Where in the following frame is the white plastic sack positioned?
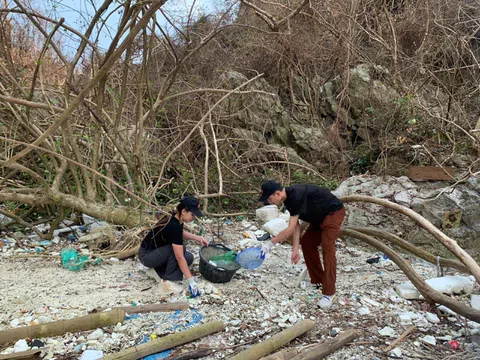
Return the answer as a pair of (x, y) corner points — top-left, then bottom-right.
(262, 218), (288, 236)
(256, 205), (279, 223)
(279, 210), (290, 223)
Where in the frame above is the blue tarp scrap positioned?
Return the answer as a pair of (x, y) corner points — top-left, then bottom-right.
(125, 309), (204, 360)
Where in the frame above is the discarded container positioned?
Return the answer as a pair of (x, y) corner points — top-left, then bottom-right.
(262, 218), (288, 236)
(448, 340), (460, 350)
(199, 244), (241, 283)
(366, 256), (380, 264)
(256, 233), (271, 241)
(236, 248), (264, 270)
(256, 205), (279, 223)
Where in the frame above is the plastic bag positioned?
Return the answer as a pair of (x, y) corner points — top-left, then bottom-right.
(61, 248), (100, 271)
(210, 250), (237, 262)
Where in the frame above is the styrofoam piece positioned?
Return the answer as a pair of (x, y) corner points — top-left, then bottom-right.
(425, 275), (475, 295)
(396, 275), (475, 300)
(256, 205), (279, 223)
(262, 218), (288, 236)
(80, 350), (104, 360)
(471, 295), (480, 311)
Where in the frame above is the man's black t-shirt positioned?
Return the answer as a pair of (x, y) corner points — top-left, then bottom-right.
(141, 215), (183, 250)
(284, 184), (343, 226)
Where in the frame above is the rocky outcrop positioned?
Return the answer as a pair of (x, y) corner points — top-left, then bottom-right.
(334, 175), (480, 251)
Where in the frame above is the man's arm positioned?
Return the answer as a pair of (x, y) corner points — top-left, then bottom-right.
(292, 222), (301, 250)
(271, 215), (299, 244)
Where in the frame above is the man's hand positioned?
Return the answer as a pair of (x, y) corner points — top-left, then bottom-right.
(188, 277), (200, 297)
(198, 237), (209, 246)
(291, 247), (300, 264)
(261, 241), (273, 259)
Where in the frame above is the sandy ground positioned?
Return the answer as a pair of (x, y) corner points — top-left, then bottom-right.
(0, 221), (479, 359)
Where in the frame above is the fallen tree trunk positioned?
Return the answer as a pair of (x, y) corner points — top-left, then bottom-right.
(290, 329), (360, 360)
(103, 320), (225, 360)
(115, 245), (140, 260)
(260, 348), (298, 360)
(229, 320), (315, 360)
(346, 227), (469, 273)
(341, 229), (480, 322)
(91, 302), (189, 314)
(0, 349), (41, 360)
(340, 195), (480, 285)
(0, 309), (125, 345)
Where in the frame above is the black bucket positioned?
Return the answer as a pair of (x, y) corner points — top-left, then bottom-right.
(199, 244), (241, 283)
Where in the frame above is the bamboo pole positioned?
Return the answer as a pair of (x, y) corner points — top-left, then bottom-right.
(0, 349), (41, 360)
(229, 320), (315, 360)
(260, 348), (298, 360)
(103, 320), (225, 360)
(290, 329), (360, 360)
(92, 302), (189, 314)
(0, 309), (125, 345)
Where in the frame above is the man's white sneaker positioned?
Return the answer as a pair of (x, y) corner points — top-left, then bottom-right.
(318, 295), (334, 309)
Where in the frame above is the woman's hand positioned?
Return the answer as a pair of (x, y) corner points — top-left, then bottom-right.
(198, 237), (209, 246)
(291, 247), (300, 264)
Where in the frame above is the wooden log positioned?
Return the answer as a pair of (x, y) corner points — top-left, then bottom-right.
(0, 309), (125, 345)
(341, 229), (480, 322)
(0, 349), (41, 360)
(103, 320), (225, 360)
(346, 227), (469, 273)
(229, 320), (315, 360)
(260, 347), (298, 360)
(116, 245), (140, 260)
(340, 195), (480, 285)
(91, 302), (189, 314)
(290, 329), (360, 360)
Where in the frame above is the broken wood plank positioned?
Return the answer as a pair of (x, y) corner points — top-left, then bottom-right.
(230, 320), (315, 360)
(408, 166), (456, 181)
(102, 320), (225, 360)
(384, 326), (416, 353)
(290, 329), (360, 360)
(91, 302), (190, 314)
(0, 349), (41, 360)
(0, 309), (125, 345)
(260, 347), (298, 360)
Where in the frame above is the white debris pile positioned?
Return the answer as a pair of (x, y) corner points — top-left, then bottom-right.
(0, 214), (479, 359)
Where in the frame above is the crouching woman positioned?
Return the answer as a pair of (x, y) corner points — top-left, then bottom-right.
(139, 196), (208, 296)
